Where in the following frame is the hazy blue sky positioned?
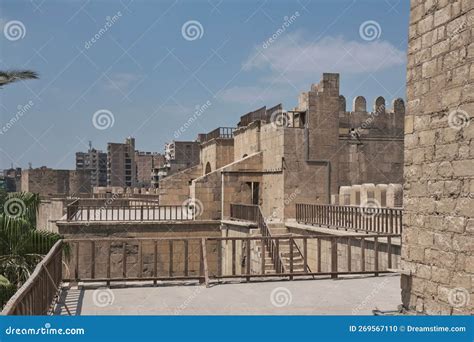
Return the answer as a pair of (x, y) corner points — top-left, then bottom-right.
(0, 0), (409, 169)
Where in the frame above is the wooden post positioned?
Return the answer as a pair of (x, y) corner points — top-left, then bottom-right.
(317, 238), (321, 273)
(347, 237), (352, 272)
(184, 240), (189, 277)
(153, 240), (158, 285)
(74, 242), (79, 281)
(261, 238), (265, 275)
(374, 236), (379, 276)
(246, 239), (251, 282)
(217, 239), (222, 277)
(303, 237), (308, 273)
(106, 241), (111, 286)
(139, 241), (143, 279)
(122, 242), (127, 279)
(169, 240), (173, 277)
(201, 238), (209, 287)
(231, 239), (236, 276)
(331, 237), (338, 279)
(387, 236), (392, 269)
(289, 237), (294, 280)
(360, 238), (366, 272)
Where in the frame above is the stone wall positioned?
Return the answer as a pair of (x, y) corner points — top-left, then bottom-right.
(21, 168), (92, 197)
(402, 0), (473, 314)
(200, 139), (234, 175)
(37, 199), (68, 232)
(191, 153), (263, 220)
(158, 165), (201, 205)
(233, 121), (261, 160)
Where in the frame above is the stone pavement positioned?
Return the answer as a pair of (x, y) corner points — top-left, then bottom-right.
(55, 274), (401, 315)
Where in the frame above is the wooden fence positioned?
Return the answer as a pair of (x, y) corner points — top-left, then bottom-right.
(2, 241), (63, 315)
(67, 204), (194, 221)
(2, 234), (401, 315)
(296, 203), (403, 234)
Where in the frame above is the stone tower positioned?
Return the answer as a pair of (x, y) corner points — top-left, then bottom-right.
(402, 0), (473, 314)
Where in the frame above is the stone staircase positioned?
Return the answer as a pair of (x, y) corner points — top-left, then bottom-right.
(256, 223), (307, 274)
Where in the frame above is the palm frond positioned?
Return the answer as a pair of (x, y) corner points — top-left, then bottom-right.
(0, 70), (39, 86)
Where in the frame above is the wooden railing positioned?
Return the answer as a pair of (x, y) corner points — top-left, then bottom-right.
(199, 127), (235, 143)
(67, 204), (194, 221)
(255, 208), (284, 274)
(229, 203), (286, 274)
(65, 234), (400, 283)
(209, 234), (400, 279)
(3, 234), (401, 315)
(296, 203), (403, 234)
(64, 237), (211, 286)
(2, 241), (63, 315)
(230, 203), (258, 222)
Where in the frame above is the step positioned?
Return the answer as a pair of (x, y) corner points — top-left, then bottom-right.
(269, 228), (289, 235)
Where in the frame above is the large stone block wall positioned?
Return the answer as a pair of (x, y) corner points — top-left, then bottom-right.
(282, 126), (331, 220)
(402, 0), (474, 314)
(338, 139), (404, 186)
(158, 165), (201, 205)
(233, 121), (261, 160)
(259, 124), (285, 220)
(200, 139), (234, 175)
(21, 169), (92, 197)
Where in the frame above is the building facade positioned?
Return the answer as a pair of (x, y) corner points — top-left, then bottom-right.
(21, 167), (92, 197)
(107, 137), (136, 187)
(159, 73), (405, 221)
(135, 151), (165, 188)
(75, 144), (107, 187)
(161, 140), (200, 177)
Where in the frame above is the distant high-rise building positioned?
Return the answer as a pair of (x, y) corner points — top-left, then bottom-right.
(2, 167), (22, 192)
(162, 140), (200, 177)
(135, 151), (165, 188)
(76, 142), (107, 187)
(107, 137), (136, 187)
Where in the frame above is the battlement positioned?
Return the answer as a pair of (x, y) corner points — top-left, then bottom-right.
(338, 95), (405, 138)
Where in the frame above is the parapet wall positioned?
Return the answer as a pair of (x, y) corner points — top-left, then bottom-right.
(336, 183), (403, 208)
(339, 96), (405, 137)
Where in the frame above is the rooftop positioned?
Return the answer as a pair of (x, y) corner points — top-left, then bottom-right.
(55, 274), (400, 315)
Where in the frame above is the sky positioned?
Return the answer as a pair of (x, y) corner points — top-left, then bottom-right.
(0, 0), (410, 170)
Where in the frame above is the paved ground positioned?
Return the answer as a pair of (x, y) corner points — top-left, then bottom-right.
(55, 274), (401, 315)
